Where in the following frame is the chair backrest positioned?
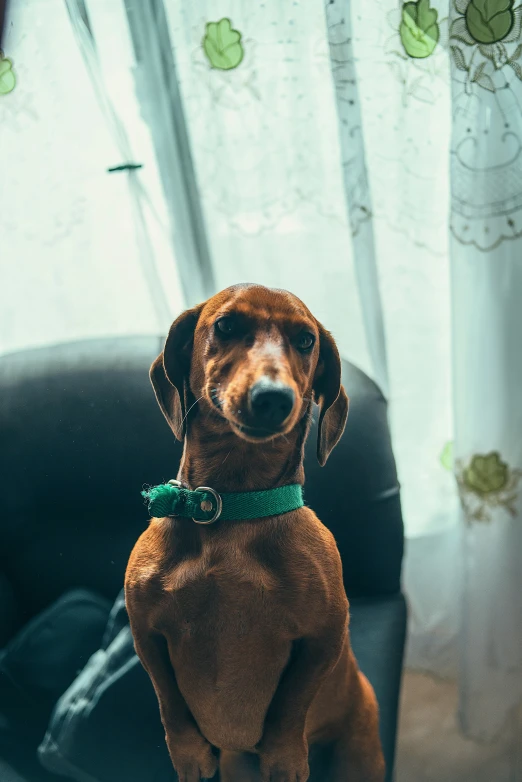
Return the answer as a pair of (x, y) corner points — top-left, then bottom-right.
(0, 336), (403, 621)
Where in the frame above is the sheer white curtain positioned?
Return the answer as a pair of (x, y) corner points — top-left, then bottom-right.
(0, 0), (183, 356)
(153, 0), (522, 741)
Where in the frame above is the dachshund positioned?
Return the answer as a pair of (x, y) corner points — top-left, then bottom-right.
(125, 284), (385, 782)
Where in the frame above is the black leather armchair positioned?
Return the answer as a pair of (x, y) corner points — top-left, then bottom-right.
(0, 337), (406, 782)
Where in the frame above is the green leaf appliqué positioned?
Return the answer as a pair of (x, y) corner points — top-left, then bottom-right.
(203, 18), (244, 70)
(440, 441), (454, 471)
(465, 0), (515, 44)
(451, 44), (469, 69)
(0, 51), (16, 95)
(400, 0), (440, 58)
(463, 452), (509, 495)
(455, 451), (522, 522)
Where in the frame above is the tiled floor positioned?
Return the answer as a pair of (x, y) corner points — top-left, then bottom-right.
(395, 672), (520, 782)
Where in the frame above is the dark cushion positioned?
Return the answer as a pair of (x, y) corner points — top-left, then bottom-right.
(0, 735), (68, 782)
(0, 571), (19, 646)
(0, 589), (111, 782)
(38, 591), (405, 782)
(0, 757), (32, 782)
(39, 591), (176, 782)
(0, 337), (403, 623)
(0, 590), (110, 745)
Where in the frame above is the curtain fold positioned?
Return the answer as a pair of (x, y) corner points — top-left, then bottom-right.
(65, 0), (173, 329)
(325, 2), (389, 397)
(124, 0), (216, 306)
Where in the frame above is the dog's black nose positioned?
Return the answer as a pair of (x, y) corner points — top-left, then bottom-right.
(249, 379), (295, 427)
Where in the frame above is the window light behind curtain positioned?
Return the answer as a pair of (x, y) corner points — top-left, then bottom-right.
(0, 0), (183, 356)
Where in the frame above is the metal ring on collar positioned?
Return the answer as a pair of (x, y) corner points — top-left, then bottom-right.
(193, 486), (222, 524)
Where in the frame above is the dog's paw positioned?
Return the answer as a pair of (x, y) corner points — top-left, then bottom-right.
(173, 757), (218, 782)
(258, 737), (310, 782)
(166, 731), (218, 781)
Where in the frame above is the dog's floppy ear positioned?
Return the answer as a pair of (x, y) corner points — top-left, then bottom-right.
(313, 323), (349, 466)
(150, 304), (203, 441)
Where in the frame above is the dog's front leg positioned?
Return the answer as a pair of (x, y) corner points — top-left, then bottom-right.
(257, 623), (346, 782)
(133, 632), (218, 782)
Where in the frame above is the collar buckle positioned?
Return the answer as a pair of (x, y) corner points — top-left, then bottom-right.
(193, 486), (222, 524)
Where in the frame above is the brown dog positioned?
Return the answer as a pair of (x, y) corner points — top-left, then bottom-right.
(125, 284), (385, 782)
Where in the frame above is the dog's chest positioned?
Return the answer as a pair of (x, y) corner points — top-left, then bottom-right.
(161, 546), (300, 641)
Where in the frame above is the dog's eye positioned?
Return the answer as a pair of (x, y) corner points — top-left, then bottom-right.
(215, 317), (235, 336)
(296, 332), (315, 351)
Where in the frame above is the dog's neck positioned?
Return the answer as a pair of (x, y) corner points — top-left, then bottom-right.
(177, 404), (312, 493)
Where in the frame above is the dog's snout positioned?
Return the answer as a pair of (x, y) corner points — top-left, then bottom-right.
(249, 378), (295, 427)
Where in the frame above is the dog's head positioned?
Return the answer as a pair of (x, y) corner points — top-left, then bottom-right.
(150, 284), (349, 465)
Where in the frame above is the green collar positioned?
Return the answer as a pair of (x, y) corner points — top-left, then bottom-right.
(142, 480), (304, 525)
